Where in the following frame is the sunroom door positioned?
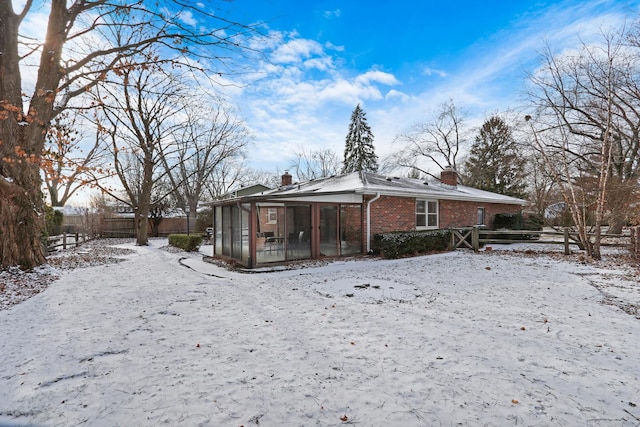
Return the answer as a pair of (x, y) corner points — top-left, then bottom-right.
(319, 205), (339, 256)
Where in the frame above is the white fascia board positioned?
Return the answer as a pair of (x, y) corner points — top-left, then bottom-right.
(267, 193), (363, 203)
(355, 189), (527, 206)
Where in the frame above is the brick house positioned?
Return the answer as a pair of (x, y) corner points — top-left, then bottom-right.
(210, 168), (527, 268)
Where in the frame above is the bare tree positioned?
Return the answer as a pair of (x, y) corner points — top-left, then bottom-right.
(205, 158), (247, 199)
(147, 178), (176, 238)
(526, 31), (624, 258)
(161, 98), (250, 222)
(0, 1), (258, 268)
(41, 110), (110, 206)
(524, 149), (558, 218)
(205, 163), (281, 200)
(392, 99), (469, 180)
(97, 63), (185, 245)
(528, 28), (640, 235)
(288, 147), (341, 181)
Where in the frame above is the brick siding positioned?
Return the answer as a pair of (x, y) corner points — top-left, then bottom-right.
(366, 195), (416, 235)
(365, 195), (523, 233)
(439, 200), (522, 229)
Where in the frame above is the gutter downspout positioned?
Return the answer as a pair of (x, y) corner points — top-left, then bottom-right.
(366, 193), (381, 254)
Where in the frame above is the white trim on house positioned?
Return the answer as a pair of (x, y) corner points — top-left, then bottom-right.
(366, 193), (381, 253)
(266, 193), (364, 204)
(416, 199), (439, 229)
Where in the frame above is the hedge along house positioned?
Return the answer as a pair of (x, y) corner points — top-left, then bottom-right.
(210, 168), (527, 268)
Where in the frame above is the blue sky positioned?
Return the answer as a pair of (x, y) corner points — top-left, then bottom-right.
(14, 0), (640, 191)
(211, 0), (640, 175)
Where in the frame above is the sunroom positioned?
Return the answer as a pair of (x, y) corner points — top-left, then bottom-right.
(212, 199), (363, 268)
(211, 172), (366, 267)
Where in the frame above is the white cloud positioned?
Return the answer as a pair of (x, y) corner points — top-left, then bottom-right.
(323, 9), (341, 19)
(177, 10), (197, 27)
(325, 41), (345, 52)
(249, 30), (285, 52)
(303, 57), (334, 71)
(270, 38), (325, 64)
(385, 89), (411, 103)
(355, 70), (399, 86)
(318, 78), (383, 104)
(422, 67), (448, 77)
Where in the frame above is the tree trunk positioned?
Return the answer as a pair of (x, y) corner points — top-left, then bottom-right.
(606, 216), (625, 235)
(135, 154), (154, 246)
(135, 204), (150, 245)
(135, 199), (151, 245)
(149, 217), (162, 237)
(0, 2), (69, 269)
(0, 179), (46, 269)
(0, 3), (57, 269)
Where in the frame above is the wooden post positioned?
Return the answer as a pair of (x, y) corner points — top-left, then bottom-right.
(472, 226), (480, 252)
(62, 232), (67, 250)
(75, 232), (79, 247)
(563, 227), (570, 255)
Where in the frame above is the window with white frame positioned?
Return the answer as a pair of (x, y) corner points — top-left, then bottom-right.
(416, 200), (438, 228)
(477, 207), (485, 225)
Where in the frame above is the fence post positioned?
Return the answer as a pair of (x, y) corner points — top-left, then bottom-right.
(472, 226), (480, 252)
(563, 227), (570, 255)
(62, 232), (67, 250)
(631, 227), (638, 262)
(75, 232), (79, 247)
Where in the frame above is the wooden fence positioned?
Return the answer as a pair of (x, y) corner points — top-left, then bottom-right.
(101, 217), (193, 238)
(631, 226), (640, 262)
(452, 227), (630, 255)
(102, 217), (135, 238)
(44, 232), (89, 254)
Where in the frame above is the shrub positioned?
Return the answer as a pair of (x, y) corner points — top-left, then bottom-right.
(493, 213), (524, 230)
(168, 234), (203, 252)
(492, 212), (540, 240)
(195, 208), (213, 233)
(372, 229), (451, 259)
(523, 214), (544, 231)
(43, 206), (64, 237)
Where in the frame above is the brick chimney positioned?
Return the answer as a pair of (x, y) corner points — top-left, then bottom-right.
(281, 171), (293, 186)
(440, 167), (458, 187)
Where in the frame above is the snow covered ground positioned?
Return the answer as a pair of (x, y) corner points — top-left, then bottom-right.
(0, 239), (639, 426)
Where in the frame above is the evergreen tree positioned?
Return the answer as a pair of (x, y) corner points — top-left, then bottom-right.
(464, 116), (527, 198)
(342, 104), (379, 173)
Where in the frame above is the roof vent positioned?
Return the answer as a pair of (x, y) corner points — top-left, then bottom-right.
(386, 176), (393, 181)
